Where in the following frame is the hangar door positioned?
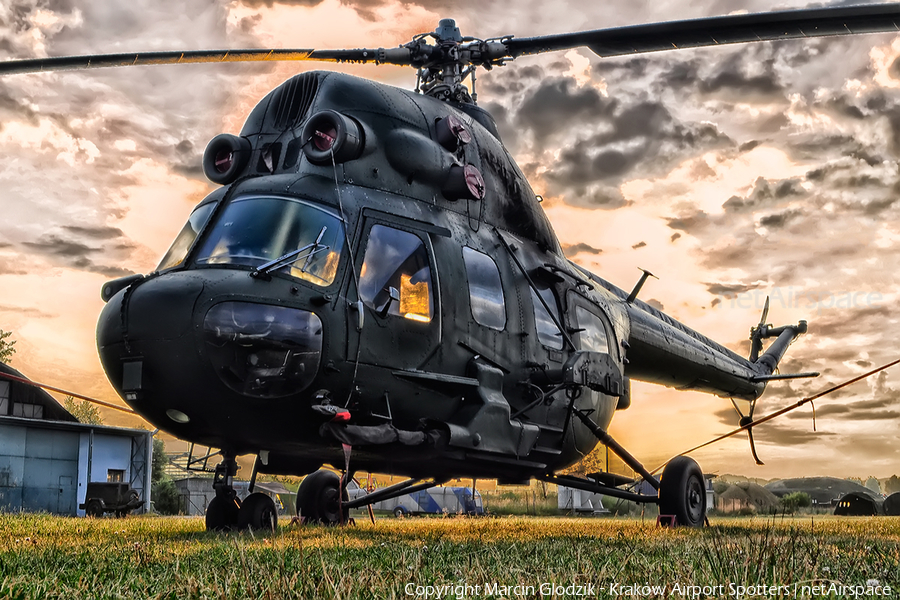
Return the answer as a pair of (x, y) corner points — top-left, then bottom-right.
(0, 425), (79, 515)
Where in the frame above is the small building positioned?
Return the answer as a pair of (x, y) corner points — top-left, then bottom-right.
(558, 486), (608, 514)
(173, 476), (291, 516)
(0, 364), (152, 516)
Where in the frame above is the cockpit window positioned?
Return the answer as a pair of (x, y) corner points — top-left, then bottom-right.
(194, 196), (344, 287)
(157, 203), (215, 271)
(358, 225), (433, 323)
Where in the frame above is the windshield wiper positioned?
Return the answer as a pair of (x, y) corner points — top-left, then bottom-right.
(250, 226), (329, 279)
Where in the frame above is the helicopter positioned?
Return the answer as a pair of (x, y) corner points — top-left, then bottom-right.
(2, 3), (899, 531)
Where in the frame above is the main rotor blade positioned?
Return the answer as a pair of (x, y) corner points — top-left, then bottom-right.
(0, 47), (402, 76)
(0, 370), (136, 415)
(505, 4), (900, 59)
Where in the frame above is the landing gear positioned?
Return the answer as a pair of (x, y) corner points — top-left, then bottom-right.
(549, 410), (707, 527)
(659, 456), (706, 528)
(204, 453), (281, 532)
(238, 492), (278, 532)
(296, 469), (346, 525)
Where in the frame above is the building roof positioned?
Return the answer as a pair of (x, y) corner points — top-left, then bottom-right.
(0, 413), (151, 438)
(0, 363), (77, 422)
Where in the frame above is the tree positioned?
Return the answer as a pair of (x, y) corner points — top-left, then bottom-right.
(150, 438), (180, 515)
(151, 438), (169, 484)
(63, 396), (104, 425)
(781, 491), (811, 513)
(866, 477), (883, 495)
(0, 329), (16, 363)
(885, 475), (900, 495)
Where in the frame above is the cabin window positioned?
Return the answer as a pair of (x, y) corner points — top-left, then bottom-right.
(358, 225), (433, 323)
(195, 196), (344, 286)
(157, 202), (216, 270)
(531, 286), (563, 349)
(574, 305), (610, 354)
(463, 247), (506, 330)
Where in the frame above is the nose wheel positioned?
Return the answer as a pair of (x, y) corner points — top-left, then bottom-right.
(238, 492), (278, 531)
(658, 456), (706, 527)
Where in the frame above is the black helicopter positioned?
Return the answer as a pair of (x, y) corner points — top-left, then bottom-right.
(3, 4), (899, 531)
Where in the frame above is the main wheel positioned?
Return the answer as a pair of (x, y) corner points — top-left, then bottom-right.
(85, 499), (103, 518)
(238, 492), (278, 532)
(206, 494), (242, 532)
(658, 456), (706, 527)
(296, 470), (346, 525)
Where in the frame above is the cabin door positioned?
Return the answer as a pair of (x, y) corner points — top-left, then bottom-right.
(346, 216), (442, 371)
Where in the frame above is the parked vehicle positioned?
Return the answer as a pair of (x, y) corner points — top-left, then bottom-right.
(347, 480), (483, 517)
(80, 482), (143, 517)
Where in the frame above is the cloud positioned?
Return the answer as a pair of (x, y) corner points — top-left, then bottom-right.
(62, 225), (127, 240)
(0, 304), (54, 318)
(515, 76), (614, 143)
(544, 99), (731, 188)
(705, 282), (762, 299)
(561, 242), (602, 256)
(23, 233), (136, 277)
(722, 177), (806, 213)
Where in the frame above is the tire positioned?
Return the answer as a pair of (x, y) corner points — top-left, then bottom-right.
(296, 470), (346, 525)
(658, 456), (706, 527)
(85, 499), (103, 518)
(238, 492), (278, 532)
(206, 494), (242, 532)
(393, 506), (408, 518)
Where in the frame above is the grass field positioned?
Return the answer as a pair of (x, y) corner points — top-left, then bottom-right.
(1, 513), (898, 599)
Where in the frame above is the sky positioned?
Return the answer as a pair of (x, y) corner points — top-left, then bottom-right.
(0, 0), (899, 481)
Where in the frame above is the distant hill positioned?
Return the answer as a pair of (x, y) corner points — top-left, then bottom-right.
(765, 477), (881, 505)
(717, 474), (775, 486)
(717, 481), (781, 512)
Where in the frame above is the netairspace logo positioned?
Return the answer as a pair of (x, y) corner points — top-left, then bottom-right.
(403, 580), (893, 598)
(725, 288), (884, 316)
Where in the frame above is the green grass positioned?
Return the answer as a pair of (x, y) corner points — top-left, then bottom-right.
(1, 513), (898, 599)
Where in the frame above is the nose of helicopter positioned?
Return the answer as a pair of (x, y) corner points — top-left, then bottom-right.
(97, 270), (325, 437)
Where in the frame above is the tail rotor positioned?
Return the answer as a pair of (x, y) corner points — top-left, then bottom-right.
(749, 296), (770, 363)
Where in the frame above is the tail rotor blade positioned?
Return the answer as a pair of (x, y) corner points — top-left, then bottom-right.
(745, 421), (765, 466)
(759, 296), (770, 330)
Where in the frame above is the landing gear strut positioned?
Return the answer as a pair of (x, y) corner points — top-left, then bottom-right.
(558, 410), (707, 527)
(206, 454), (241, 531)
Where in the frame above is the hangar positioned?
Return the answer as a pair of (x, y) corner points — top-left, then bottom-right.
(0, 363), (152, 516)
(834, 492), (881, 516)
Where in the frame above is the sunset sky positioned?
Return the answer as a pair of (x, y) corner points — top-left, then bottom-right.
(1, 0), (899, 481)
